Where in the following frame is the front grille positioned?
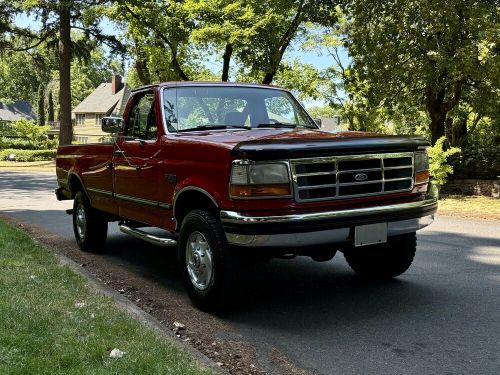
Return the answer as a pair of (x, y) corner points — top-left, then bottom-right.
(291, 153), (414, 202)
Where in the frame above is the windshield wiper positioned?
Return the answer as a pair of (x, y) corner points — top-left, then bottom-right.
(256, 123), (297, 128)
(177, 124), (250, 132)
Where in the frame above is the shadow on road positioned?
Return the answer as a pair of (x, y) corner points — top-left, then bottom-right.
(2, 207), (499, 326)
(0, 172), (55, 197)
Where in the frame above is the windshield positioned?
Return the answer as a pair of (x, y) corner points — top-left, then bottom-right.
(162, 86), (317, 132)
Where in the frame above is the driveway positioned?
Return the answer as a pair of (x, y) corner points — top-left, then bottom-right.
(1, 171), (499, 375)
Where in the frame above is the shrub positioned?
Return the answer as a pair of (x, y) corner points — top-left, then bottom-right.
(0, 149), (56, 162)
(448, 119), (500, 179)
(428, 137), (460, 189)
(0, 119), (57, 150)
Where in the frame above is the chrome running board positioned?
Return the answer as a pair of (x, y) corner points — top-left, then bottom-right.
(119, 224), (178, 247)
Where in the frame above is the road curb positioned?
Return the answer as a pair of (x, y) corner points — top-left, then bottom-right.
(0, 214), (228, 375)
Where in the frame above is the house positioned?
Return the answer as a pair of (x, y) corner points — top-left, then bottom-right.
(70, 75), (130, 143)
(0, 101), (37, 124)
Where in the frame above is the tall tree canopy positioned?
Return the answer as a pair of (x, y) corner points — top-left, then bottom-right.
(110, 0), (338, 86)
(344, 0), (499, 144)
(2, 1), (123, 144)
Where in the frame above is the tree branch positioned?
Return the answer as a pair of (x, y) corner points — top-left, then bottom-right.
(221, 43), (233, 82)
(262, 0), (305, 84)
(121, 3), (190, 81)
(444, 80), (463, 112)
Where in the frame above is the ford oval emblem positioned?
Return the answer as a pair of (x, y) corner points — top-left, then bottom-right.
(354, 173), (368, 182)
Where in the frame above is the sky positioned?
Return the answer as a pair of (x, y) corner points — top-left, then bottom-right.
(14, 13), (349, 72)
(13, 12), (349, 107)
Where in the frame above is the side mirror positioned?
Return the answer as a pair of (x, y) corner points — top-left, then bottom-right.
(101, 117), (123, 133)
(314, 118), (322, 127)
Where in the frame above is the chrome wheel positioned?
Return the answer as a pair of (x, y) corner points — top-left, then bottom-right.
(75, 203), (86, 240)
(186, 231), (213, 291)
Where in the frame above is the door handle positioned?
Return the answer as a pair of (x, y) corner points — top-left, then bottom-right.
(114, 150), (125, 156)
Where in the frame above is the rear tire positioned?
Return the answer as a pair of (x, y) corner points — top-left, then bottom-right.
(178, 209), (234, 311)
(72, 191), (108, 252)
(344, 232), (416, 279)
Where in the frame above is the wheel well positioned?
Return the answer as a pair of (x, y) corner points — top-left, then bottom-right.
(68, 174), (85, 198)
(174, 190), (218, 229)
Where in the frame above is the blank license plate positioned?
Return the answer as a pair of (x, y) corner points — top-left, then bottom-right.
(355, 223), (387, 247)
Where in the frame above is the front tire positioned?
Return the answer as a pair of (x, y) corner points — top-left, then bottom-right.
(72, 191), (108, 252)
(178, 209), (234, 311)
(344, 232), (416, 279)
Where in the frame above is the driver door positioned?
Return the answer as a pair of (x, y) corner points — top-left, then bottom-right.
(113, 90), (164, 227)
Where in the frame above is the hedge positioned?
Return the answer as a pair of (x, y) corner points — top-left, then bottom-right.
(0, 149), (57, 162)
(0, 137), (44, 150)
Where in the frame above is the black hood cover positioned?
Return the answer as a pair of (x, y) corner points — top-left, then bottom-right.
(232, 135), (429, 160)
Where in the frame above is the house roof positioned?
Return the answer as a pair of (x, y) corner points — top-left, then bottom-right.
(0, 101), (37, 122)
(72, 83), (129, 115)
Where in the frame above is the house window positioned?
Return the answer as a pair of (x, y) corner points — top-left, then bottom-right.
(76, 114), (85, 126)
(95, 114), (104, 126)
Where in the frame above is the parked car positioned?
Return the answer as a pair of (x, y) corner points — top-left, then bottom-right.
(56, 82), (437, 310)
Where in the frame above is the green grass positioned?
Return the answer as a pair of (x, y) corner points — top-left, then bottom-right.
(0, 220), (214, 375)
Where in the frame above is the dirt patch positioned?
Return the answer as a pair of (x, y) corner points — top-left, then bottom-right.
(0, 213), (307, 375)
(0, 161), (55, 172)
(270, 349), (316, 375)
(437, 195), (500, 221)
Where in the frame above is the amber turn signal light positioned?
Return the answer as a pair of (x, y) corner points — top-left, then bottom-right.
(230, 184), (291, 198)
(415, 170), (430, 184)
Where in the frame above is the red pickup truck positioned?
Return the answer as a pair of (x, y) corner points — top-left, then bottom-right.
(56, 82), (437, 310)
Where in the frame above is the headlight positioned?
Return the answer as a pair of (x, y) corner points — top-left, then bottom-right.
(414, 150), (430, 184)
(230, 161), (291, 198)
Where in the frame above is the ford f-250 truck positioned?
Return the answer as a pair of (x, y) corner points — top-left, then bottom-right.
(56, 82), (437, 310)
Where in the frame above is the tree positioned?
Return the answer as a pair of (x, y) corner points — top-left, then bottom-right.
(37, 85), (45, 126)
(344, 0), (499, 144)
(4, 1), (123, 145)
(47, 90), (54, 123)
(0, 51), (42, 103)
(110, 0), (339, 85)
(298, 17), (391, 132)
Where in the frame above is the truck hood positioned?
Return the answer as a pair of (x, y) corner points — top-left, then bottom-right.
(177, 128), (429, 160)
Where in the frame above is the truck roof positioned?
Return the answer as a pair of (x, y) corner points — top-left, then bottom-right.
(130, 81), (289, 93)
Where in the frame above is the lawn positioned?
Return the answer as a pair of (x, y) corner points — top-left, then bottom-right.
(0, 219), (214, 375)
(438, 195), (500, 220)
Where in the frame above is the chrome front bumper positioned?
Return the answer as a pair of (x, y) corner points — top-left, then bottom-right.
(221, 183), (438, 248)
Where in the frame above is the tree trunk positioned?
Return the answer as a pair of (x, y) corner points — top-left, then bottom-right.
(221, 43), (233, 82)
(37, 85), (45, 126)
(451, 117), (466, 147)
(262, 1), (304, 84)
(47, 90), (54, 122)
(425, 80), (463, 145)
(429, 111), (446, 145)
(425, 87), (446, 145)
(135, 59), (151, 85)
(58, 2), (72, 145)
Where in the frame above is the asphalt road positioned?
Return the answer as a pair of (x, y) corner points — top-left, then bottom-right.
(1, 171), (499, 375)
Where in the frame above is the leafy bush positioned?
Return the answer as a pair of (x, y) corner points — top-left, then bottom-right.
(0, 119), (57, 150)
(428, 137), (460, 189)
(448, 119), (500, 179)
(0, 149), (56, 162)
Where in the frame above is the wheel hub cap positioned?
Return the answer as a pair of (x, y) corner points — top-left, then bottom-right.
(186, 231), (213, 291)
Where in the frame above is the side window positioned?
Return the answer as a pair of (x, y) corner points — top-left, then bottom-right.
(126, 93), (156, 140)
(265, 96), (298, 125)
